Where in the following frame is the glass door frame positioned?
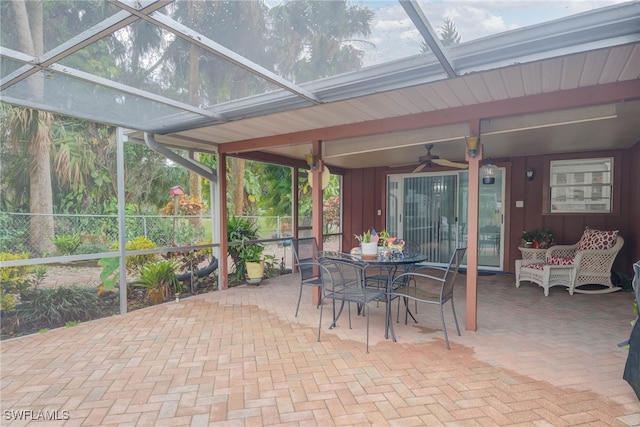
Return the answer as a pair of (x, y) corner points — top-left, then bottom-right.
(386, 168), (506, 271)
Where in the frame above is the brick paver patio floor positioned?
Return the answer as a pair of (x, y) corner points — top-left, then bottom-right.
(2, 272), (639, 426)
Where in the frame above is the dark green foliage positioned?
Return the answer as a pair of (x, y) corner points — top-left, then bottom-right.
(137, 260), (181, 295)
(0, 214), (29, 254)
(227, 216), (259, 283)
(52, 233), (82, 255)
(18, 286), (99, 329)
(238, 244), (264, 263)
(98, 257), (119, 290)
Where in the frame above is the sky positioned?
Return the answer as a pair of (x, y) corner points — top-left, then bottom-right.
(351, 0), (632, 66)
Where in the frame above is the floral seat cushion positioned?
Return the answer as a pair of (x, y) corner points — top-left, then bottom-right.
(576, 227), (619, 251)
(526, 256), (574, 270)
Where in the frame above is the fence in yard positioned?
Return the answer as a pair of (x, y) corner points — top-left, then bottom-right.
(0, 212), (295, 256)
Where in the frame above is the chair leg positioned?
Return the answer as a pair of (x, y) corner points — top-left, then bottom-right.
(440, 305), (450, 350)
(450, 298), (461, 336)
(365, 304), (370, 354)
(317, 300), (324, 342)
(295, 284), (304, 317)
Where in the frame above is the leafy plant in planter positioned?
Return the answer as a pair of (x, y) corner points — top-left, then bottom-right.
(239, 243), (265, 284)
(227, 216), (259, 283)
(520, 229), (556, 249)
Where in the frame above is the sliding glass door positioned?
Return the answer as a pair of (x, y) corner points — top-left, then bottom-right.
(387, 169), (504, 269)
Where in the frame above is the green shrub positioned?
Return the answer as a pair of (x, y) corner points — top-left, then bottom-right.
(52, 233), (82, 255)
(18, 286), (98, 329)
(136, 260), (180, 304)
(0, 214), (29, 254)
(125, 236), (158, 273)
(0, 252), (33, 312)
(99, 236), (159, 291)
(111, 236), (158, 274)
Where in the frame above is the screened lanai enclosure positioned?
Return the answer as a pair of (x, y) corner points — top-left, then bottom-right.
(1, 0), (639, 324)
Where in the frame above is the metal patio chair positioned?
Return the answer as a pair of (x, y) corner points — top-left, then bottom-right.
(292, 237), (323, 317)
(317, 256), (385, 353)
(387, 247), (467, 349)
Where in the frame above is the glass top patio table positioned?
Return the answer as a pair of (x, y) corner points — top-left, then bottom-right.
(319, 250), (428, 341)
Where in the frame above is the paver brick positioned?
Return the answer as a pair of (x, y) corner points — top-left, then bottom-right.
(2, 274), (639, 426)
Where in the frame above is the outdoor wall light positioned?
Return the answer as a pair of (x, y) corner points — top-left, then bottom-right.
(526, 167), (535, 181)
(465, 135), (479, 158)
(305, 152), (319, 170)
(480, 158), (497, 185)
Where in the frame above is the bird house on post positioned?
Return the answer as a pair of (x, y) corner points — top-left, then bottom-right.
(169, 186), (184, 196)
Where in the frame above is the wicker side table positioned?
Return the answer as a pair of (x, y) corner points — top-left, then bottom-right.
(518, 247), (547, 264)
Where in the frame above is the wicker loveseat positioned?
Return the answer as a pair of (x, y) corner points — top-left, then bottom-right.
(516, 227), (624, 296)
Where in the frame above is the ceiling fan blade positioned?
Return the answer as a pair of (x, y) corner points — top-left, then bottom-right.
(432, 158), (468, 169)
(412, 163), (427, 173)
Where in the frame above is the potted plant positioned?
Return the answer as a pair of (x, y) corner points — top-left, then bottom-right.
(239, 242), (265, 285)
(227, 216), (259, 284)
(520, 229), (556, 249)
(355, 228), (379, 259)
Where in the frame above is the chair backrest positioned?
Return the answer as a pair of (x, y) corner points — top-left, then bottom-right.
(575, 235), (624, 273)
(318, 257), (368, 296)
(292, 237), (319, 281)
(441, 247), (467, 300)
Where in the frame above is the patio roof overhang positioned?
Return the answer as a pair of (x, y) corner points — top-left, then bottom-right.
(1, 1), (639, 170)
(2, 0), (640, 330)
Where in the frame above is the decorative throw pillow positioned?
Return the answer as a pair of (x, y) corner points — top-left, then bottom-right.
(576, 226), (619, 251)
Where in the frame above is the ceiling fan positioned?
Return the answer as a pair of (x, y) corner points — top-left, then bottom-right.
(412, 144), (468, 173)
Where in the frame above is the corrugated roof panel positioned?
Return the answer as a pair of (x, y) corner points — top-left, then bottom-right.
(411, 85), (450, 110)
(579, 50), (610, 86)
(446, 77), (480, 105)
(560, 53), (587, 90)
(461, 74), (494, 103)
(619, 44), (640, 81)
(499, 67), (526, 99)
(430, 81), (464, 108)
(374, 92), (420, 116)
(481, 70), (509, 100)
(600, 45), (637, 83)
(541, 58), (563, 93)
(338, 97), (388, 121)
(392, 86), (440, 113)
(381, 91), (425, 115)
(520, 62), (543, 96)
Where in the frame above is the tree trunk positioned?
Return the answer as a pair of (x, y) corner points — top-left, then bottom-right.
(231, 158), (245, 216)
(13, 0), (55, 255)
(29, 111), (56, 255)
